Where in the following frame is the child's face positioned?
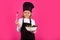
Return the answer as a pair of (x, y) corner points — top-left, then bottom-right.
(23, 10), (31, 18)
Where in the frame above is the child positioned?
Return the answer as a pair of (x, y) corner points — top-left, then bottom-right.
(16, 2), (36, 40)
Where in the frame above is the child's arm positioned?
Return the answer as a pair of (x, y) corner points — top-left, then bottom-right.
(31, 19), (37, 33)
(15, 12), (21, 32)
(16, 18), (22, 32)
(16, 19), (20, 32)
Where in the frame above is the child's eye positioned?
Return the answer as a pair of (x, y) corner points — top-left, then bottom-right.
(28, 12), (30, 14)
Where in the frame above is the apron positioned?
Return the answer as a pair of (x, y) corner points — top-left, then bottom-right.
(20, 18), (35, 40)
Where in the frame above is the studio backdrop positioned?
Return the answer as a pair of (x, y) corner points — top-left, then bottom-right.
(0, 0), (60, 40)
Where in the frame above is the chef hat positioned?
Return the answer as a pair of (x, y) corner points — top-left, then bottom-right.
(23, 2), (34, 12)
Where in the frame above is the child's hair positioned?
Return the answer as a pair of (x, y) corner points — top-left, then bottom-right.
(21, 13), (32, 18)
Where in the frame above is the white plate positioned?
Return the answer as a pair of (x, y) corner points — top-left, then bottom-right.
(25, 27), (37, 31)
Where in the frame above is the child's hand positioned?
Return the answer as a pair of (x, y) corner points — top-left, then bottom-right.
(15, 20), (20, 27)
(15, 20), (19, 25)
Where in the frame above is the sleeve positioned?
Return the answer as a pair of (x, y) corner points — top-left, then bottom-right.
(16, 26), (20, 32)
(16, 18), (22, 32)
(31, 19), (36, 26)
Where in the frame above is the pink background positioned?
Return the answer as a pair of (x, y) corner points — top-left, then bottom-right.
(0, 0), (60, 40)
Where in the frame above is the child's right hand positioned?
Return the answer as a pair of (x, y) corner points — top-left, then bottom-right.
(15, 20), (19, 25)
(15, 19), (20, 27)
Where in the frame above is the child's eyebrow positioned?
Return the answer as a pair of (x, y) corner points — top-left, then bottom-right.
(24, 12), (29, 13)
(25, 12), (27, 13)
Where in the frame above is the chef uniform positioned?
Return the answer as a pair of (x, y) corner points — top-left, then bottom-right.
(17, 2), (36, 40)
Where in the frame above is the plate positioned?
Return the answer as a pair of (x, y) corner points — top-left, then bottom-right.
(25, 27), (37, 31)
